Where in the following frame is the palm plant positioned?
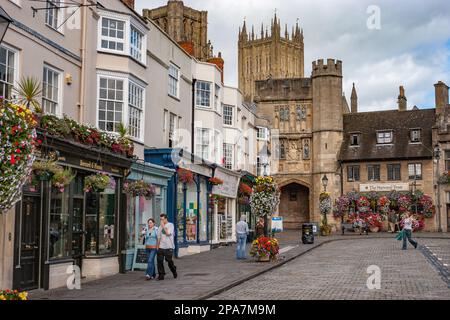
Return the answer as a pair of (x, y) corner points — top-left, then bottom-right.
(13, 76), (43, 112)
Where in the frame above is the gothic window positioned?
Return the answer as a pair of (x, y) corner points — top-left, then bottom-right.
(296, 106), (307, 120)
(280, 106), (290, 122)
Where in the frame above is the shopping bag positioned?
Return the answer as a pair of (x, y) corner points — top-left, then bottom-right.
(395, 230), (404, 241)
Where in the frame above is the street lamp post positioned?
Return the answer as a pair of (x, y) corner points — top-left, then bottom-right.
(322, 175), (329, 193)
(434, 145), (443, 233)
(0, 7), (12, 43)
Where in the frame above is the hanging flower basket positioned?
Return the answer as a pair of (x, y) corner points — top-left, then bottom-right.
(0, 100), (37, 213)
(52, 168), (76, 193)
(123, 180), (156, 199)
(177, 168), (194, 184)
(32, 159), (63, 181)
(84, 173), (111, 193)
(209, 177), (224, 186)
(250, 176), (280, 218)
(238, 183), (253, 196)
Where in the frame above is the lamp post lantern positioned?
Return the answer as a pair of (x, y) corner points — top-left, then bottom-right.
(0, 7), (12, 44)
(434, 144), (443, 233)
(322, 175), (329, 193)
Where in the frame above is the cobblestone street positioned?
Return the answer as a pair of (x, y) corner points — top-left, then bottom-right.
(211, 238), (450, 300)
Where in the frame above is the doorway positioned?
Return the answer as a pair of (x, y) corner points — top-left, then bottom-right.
(13, 195), (41, 290)
(279, 183), (310, 229)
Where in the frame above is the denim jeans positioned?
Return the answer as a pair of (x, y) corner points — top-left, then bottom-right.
(236, 234), (247, 259)
(146, 248), (157, 278)
(402, 229), (418, 250)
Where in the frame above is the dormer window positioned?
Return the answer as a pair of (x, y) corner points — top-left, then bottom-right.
(410, 129), (421, 143)
(377, 131), (393, 144)
(350, 133), (360, 146)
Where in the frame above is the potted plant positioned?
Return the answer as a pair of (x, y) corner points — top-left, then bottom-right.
(249, 236), (279, 262)
(123, 180), (156, 199)
(84, 173), (111, 193)
(52, 168), (76, 193)
(365, 213), (383, 232)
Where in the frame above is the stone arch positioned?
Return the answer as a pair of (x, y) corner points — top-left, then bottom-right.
(277, 179), (311, 229)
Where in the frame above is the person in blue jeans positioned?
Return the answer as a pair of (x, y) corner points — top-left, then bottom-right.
(141, 218), (158, 280)
(401, 212), (418, 250)
(236, 215), (249, 259)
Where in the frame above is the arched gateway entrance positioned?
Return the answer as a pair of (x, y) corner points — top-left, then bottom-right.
(279, 182), (310, 229)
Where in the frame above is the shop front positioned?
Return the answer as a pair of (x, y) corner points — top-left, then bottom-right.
(236, 172), (257, 240)
(210, 167), (240, 245)
(124, 161), (174, 271)
(12, 135), (132, 291)
(144, 149), (213, 257)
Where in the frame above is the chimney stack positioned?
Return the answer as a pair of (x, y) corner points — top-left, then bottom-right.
(435, 81), (449, 113)
(398, 86), (407, 111)
(351, 83), (358, 113)
(123, 0), (135, 9)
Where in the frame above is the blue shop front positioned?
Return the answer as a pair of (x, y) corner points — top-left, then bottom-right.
(125, 161), (174, 270)
(145, 149), (214, 257)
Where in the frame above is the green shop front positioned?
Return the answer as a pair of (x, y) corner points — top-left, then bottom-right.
(12, 134), (132, 291)
(124, 161), (174, 271)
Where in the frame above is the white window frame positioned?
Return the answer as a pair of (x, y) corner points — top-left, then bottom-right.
(410, 129), (421, 143)
(0, 44), (19, 101)
(196, 128), (212, 160)
(128, 80), (145, 140)
(223, 143), (233, 170)
(168, 63), (180, 99)
(195, 81), (212, 108)
(169, 112), (177, 146)
(377, 130), (393, 144)
(130, 25), (144, 62)
(257, 127), (269, 141)
(98, 11), (147, 65)
(222, 104), (233, 126)
(45, 0), (63, 32)
(408, 163), (422, 180)
(214, 84), (221, 111)
(42, 64), (62, 116)
(96, 71), (146, 142)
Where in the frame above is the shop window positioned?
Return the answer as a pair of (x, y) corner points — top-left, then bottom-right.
(85, 179), (117, 256)
(49, 188), (70, 259)
(177, 183), (185, 243)
(199, 179), (208, 242)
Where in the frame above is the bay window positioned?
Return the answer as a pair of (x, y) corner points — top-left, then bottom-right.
(130, 26), (143, 61)
(98, 73), (145, 140)
(101, 17), (125, 52)
(196, 128), (211, 160)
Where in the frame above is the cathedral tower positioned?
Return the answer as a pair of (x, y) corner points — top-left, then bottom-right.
(238, 13), (305, 101)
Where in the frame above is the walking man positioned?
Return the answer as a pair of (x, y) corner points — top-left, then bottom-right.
(401, 212), (418, 250)
(157, 213), (177, 280)
(236, 215), (249, 260)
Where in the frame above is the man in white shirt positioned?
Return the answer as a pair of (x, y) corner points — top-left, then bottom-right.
(157, 213), (177, 280)
(236, 215), (249, 259)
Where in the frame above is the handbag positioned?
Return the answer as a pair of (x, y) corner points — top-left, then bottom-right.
(395, 230), (404, 241)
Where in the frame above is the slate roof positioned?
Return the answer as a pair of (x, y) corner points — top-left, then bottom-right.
(339, 108), (436, 162)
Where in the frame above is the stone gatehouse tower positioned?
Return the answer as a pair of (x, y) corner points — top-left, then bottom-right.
(238, 14), (305, 101)
(254, 60), (344, 229)
(143, 0), (213, 61)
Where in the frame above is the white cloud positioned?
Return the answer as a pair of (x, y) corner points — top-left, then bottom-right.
(136, 0), (450, 111)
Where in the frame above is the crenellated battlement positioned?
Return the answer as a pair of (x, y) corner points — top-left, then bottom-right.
(311, 59), (342, 78)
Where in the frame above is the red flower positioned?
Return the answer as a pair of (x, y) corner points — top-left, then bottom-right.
(16, 149), (21, 154)
(10, 155), (15, 165)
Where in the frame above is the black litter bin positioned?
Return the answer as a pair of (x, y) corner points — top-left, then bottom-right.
(302, 223), (314, 244)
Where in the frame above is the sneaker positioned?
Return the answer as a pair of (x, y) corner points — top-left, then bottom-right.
(173, 272), (178, 279)
(145, 275), (151, 281)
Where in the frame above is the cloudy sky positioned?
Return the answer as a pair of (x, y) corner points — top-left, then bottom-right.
(136, 0), (450, 112)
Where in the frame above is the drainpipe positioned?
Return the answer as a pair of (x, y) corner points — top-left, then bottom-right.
(191, 79), (197, 161)
(78, 0), (88, 123)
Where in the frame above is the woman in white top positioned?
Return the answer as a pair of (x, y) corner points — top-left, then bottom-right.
(401, 212), (418, 250)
